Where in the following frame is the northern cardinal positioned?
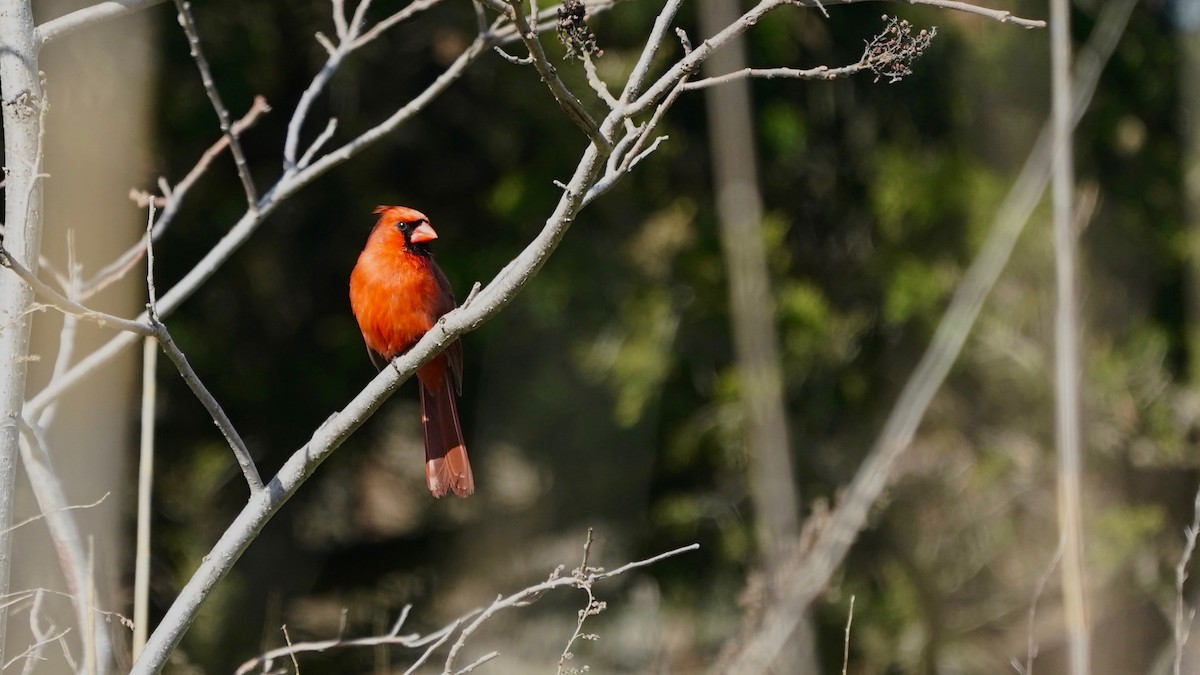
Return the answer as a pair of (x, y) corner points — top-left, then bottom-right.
(350, 205), (474, 498)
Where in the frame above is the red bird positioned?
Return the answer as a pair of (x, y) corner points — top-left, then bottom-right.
(350, 205), (473, 498)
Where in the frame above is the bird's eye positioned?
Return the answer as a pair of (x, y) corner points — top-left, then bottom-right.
(397, 222), (409, 232)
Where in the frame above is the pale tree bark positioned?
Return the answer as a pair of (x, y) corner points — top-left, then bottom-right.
(697, 1), (814, 672)
(0, 0), (44, 662)
(698, 0), (800, 568)
(1049, 0), (1089, 672)
(6, 1), (156, 671)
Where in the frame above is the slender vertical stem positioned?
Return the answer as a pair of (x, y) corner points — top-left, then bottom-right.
(0, 0), (43, 662)
(134, 336), (158, 659)
(1050, 0), (1089, 673)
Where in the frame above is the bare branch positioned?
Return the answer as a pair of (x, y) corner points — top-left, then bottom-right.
(841, 596), (855, 675)
(442, 538), (699, 673)
(18, 590), (54, 675)
(36, 0), (168, 45)
(35, 233), (82, 429)
(140, 203), (264, 493)
(235, 606), (461, 675)
(1015, 540), (1064, 675)
(455, 651), (500, 673)
(794, 0), (1045, 28)
(0, 493), (110, 537)
(494, 45), (534, 64)
(681, 62), (867, 90)
(582, 52), (619, 108)
(297, 117), (338, 170)
(619, 0), (684, 104)
(287, 0), (447, 171)
(133, 334), (157, 661)
(153, 325), (264, 493)
(403, 617), (470, 675)
(85, 96), (271, 300)
(351, 0), (446, 50)
(503, 0), (611, 151)
(16, 420), (114, 672)
(173, 0), (260, 207)
(629, 0), (1041, 118)
(556, 528), (600, 675)
(6, 627), (72, 672)
(0, 247), (155, 336)
(332, 0), (349, 41)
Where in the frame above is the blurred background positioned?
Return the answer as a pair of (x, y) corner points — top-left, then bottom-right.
(10, 0), (1200, 672)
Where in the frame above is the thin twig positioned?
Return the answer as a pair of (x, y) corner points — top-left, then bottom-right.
(351, 0), (446, 49)
(173, 0), (260, 207)
(35, 231), (81, 429)
(153, 326), (264, 492)
(0, 246), (155, 336)
(504, 0), (611, 151)
(798, 0), (1044, 28)
(235, 606), (455, 675)
(680, 61), (868, 89)
(841, 595), (855, 675)
(557, 528), (600, 674)
(0, 493), (110, 537)
(132, 334), (156, 661)
(455, 651), (500, 674)
(142, 203), (263, 492)
(619, 0), (684, 104)
(134, 203), (159, 659)
(0, 587), (131, 630)
(15, 420), (114, 672)
(403, 618), (469, 675)
(6, 628), (72, 672)
(1014, 540), (1064, 675)
(84, 96), (271, 300)
(84, 539), (97, 675)
(18, 590), (52, 675)
(582, 53), (619, 108)
(297, 117), (338, 170)
(444, 538), (700, 673)
(282, 625), (301, 674)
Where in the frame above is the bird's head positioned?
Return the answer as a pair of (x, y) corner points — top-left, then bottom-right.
(373, 205), (438, 257)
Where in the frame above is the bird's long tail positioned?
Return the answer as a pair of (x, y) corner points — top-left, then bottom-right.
(419, 376), (473, 498)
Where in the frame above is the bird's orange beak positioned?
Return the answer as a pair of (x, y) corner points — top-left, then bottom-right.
(410, 222), (438, 244)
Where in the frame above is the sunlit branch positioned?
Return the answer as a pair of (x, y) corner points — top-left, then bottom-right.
(36, 0), (168, 45)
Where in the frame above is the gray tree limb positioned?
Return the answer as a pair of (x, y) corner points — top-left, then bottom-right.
(0, 0), (44, 662)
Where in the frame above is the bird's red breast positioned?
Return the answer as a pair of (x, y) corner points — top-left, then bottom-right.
(350, 207), (452, 363)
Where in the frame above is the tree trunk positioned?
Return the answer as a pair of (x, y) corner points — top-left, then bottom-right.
(697, 1), (815, 672)
(0, 0), (44, 662)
